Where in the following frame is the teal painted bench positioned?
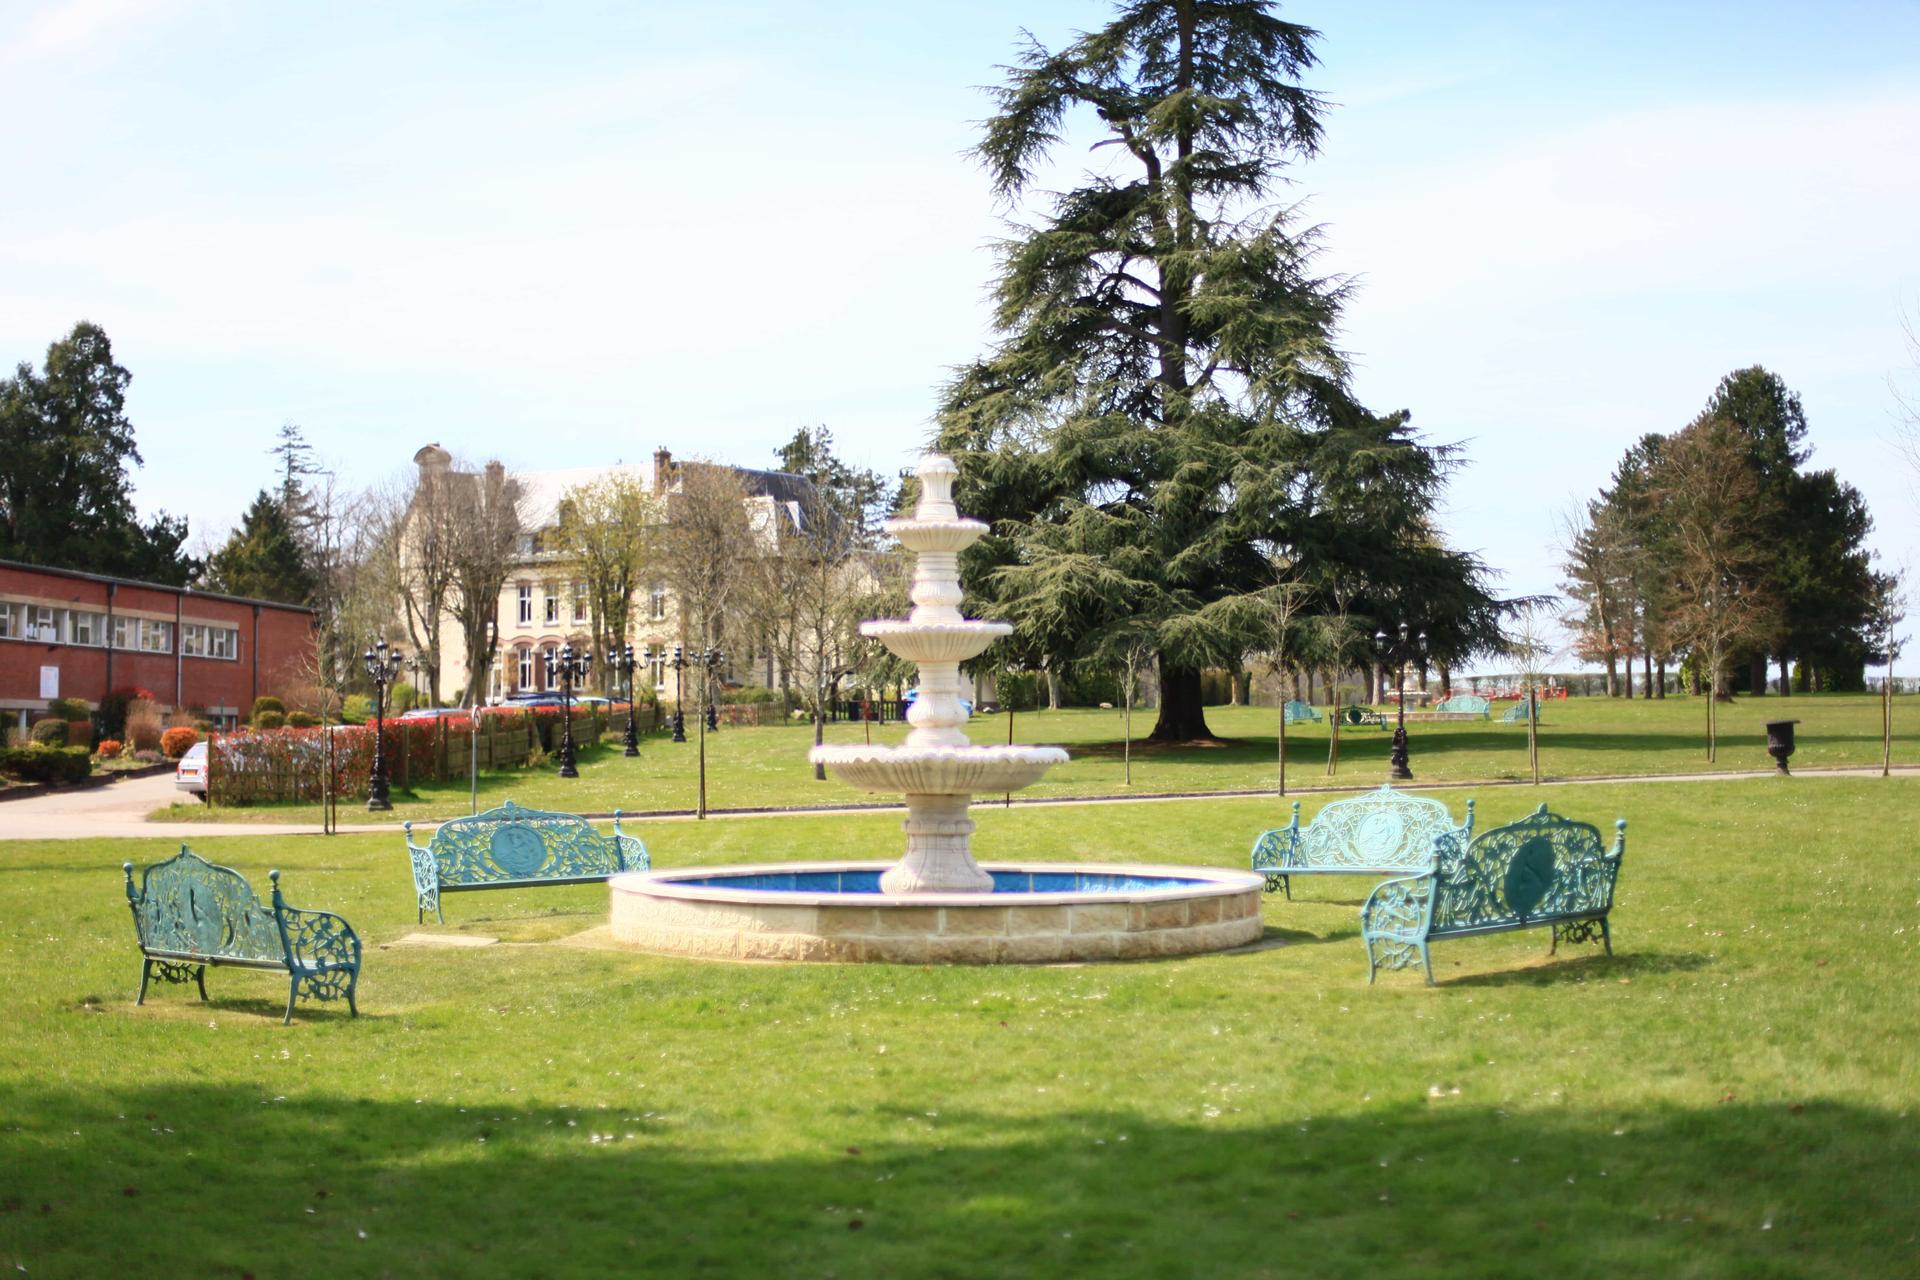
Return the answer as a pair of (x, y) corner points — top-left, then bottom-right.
(404, 799), (649, 922)
(1340, 705), (1387, 728)
(1250, 784), (1474, 898)
(1360, 804), (1627, 984)
(124, 847), (361, 1024)
(1500, 699), (1537, 723)
(1423, 694), (1490, 720)
(1281, 700), (1321, 724)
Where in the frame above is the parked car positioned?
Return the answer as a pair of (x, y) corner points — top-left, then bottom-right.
(902, 687), (974, 716)
(175, 741), (208, 800)
(398, 706), (470, 721)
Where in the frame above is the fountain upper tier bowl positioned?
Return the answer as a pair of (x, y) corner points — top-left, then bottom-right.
(808, 744), (1068, 795)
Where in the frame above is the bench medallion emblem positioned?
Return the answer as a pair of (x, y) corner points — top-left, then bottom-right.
(490, 826), (548, 878)
(1502, 836), (1557, 918)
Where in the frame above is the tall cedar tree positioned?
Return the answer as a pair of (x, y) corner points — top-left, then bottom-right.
(0, 323), (194, 583)
(938, 1), (1496, 740)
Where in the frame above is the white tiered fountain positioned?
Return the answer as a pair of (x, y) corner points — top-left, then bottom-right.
(606, 453), (1264, 964)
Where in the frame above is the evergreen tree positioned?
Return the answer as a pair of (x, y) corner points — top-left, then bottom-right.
(773, 426), (889, 546)
(938, 0), (1498, 740)
(202, 489), (317, 604)
(0, 322), (196, 583)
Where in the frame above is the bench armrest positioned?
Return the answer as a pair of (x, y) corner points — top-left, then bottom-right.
(1249, 802), (1302, 872)
(271, 889), (360, 978)
(1361, 871), (1435, 941)
(403, 822), (440, 895)
(610, 813), (650, 872)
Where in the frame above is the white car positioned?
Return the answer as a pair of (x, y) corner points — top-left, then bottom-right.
(175, 741), (208, 799)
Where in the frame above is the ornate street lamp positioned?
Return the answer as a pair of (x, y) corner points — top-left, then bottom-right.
(1373, 622), (1428, 782)
(543, 641), (593, 779)
(695, 645), (724, 819)
(363, 640), (404, 811)
(607, 643), (642, 757)
(668, 644), (689, 743)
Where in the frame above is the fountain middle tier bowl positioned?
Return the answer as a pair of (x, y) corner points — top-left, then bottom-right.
(810, 744), (1068, 795)
(858, 619), (1010, 664)
(607, 862), (1266, 964)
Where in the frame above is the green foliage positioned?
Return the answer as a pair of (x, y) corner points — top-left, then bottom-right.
(201, 489), (317, 605)
(252, 710), (286, 730)
(995, 670), (1040, 711)
(250, 695), (285, 720)
(28, 718), (68, 746)
(0, 322), (196, 583)
(0, 743), (90, 783)
(46, 697), (89, 722)
(773, 425), (892, 544)
(286, 710), (321, 728)
(389, 682), (418, 714)
(940, 3), (1499, 743)
(342, 694), (373, 724)
(96, 687), (151, 740)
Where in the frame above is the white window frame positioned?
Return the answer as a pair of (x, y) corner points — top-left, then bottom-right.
(516, 646), (533, 690)
(111, 616), (134, 650)
(516, 584), (533, 626)
(65, 610), (102, 647)
(572, 581), (589, 625)
(210, 627), (236, 660)
(29, 605), (60, 643)
(181, 624), (208, 657)
(0, 602), (18, 640)
(649, 582), (667, 622)
(543, 587), (559, 625)
(139, 619), (171, 653)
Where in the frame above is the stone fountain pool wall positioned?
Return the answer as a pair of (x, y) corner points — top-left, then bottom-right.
(608, 863), (1264, 964)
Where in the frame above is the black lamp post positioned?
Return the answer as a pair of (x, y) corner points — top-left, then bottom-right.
(608, 643), (641, 757)
(363, 639), (404, 811)
(695, 645), (723, 819)
(544, 641), (593, 778)
(1373, 622), (1428, 782)
(668, 644), (689, 743)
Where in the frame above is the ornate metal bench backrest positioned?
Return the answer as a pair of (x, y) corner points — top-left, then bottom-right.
(1281, 700), (1319, 724)
(415, 799), (633, 888)
(125, 847), (284, 963)
(1296, 784), (1470, 872)
(1430, 805), (1626, 935)
(1433, 695), (1490, 717)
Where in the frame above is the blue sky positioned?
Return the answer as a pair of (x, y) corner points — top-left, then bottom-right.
(3, 0), (1917, 654)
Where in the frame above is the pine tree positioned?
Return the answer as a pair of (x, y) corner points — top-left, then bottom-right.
(203, 490), (317, 604)
(938, 0), (1498, 740)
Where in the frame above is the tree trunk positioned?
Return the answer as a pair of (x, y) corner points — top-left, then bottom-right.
(1749, 652), (1768, 697)
(1778, 655), (1790, 696)
(1231, 670), (1250, 706)
(1643, 649), (1653, 700)
(1045, 665), (1063, 712)
(1656, 655), (1667, 698)
(1148, 661), (1216, 742)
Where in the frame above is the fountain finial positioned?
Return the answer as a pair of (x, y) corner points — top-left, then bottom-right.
(912, 453), (961, 522)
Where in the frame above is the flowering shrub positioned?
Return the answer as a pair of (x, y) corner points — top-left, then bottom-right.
(160, 727), (200, 759)
(96, 738), (125, 758)
(125, 699), (164, 752)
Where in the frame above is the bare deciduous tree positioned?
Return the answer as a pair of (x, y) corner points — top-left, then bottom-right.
(553, 474), (654, 695)
(447, 460), (523, 707)
(658, 461), (754, 712)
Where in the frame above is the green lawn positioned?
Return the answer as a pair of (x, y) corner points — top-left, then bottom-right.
(4, 778), (1917, 1277)
(155, 692), (1916, 826)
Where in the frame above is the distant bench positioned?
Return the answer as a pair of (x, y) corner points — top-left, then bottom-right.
(1360, 804), (1627, 984)
(124, 847), (361, 1024)
(1281, 700), (1321, 724)
(1250, 784), (1474, 899)
(404, 800), (649, 922)
(1400, 694), (1490, 723)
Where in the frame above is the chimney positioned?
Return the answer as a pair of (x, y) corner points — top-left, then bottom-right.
(653, 448), (674, 495)
(413, 443), (453, 478)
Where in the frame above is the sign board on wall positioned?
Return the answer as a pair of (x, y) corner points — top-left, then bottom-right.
(39, 666), (59, 699)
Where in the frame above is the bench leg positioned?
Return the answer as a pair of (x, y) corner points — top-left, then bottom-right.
(1421, 943), (1434, 986)
(1601, 917), (1612, 956)
(194, 965), (208, 1003)
(284, 975), (301, 1025)
(136, 958), (153, 1006)
(345, 969), (360, 1018)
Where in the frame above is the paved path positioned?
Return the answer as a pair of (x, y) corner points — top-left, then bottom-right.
(2, 763), (1912, 842)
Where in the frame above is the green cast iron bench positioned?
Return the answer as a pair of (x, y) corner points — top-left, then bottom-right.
(1500, 699), (1538, 723)
(1281, 700), (1321, 724)
(1400, 694), (1490, 722)
(1341, 705), (1387, 728)
(404, 799), (649, 922)
(124, 847), (361, 1024)
(1360, 804), (1627, 984)
(1250, 784), (1474, 899)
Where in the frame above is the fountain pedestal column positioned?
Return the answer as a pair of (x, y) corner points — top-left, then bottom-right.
(885, 793), (988, 894)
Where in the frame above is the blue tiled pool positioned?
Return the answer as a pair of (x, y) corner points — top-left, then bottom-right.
(673, 869), (1211, 895)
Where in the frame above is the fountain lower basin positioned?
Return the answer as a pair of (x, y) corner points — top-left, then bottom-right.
(607, 862), (1265, 964)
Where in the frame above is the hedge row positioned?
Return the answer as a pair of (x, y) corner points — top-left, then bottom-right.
(0, 746), (92, 785)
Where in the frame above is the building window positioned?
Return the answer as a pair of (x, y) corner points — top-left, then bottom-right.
(182, 625), (207, 657)
(138, 620), (171, 653)
(543, 587), (559, 625)
(65, 610), (102, 646)
(0, 602), (20, 640)
(210, 627), (235, 659)
(516, 533), (536, 556)
(29, 605), (60, 643)
(573, 581), (589, 625)
(648, 649), (665, 691)
(516, 646), (533, 691)
(649, 582), (667, 622)
(516, 584), (533, 626)
(539, 644), (558, 690)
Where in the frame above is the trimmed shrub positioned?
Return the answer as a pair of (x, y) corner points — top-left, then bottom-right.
(98, 687), (153, 740)
(996, 670), (1040, 712)
(48, 696), (90, 722)
(66, 720), (93, 751)
(96, 738), (125, 758)
(161, 726), (200, 759)
(253, 710), (286, 730)
(389, 682), (418, 714)
(0, 745), (92, 785)
(193, 719), (215, 734)
(125, 699), (164, 752)
(133, 749), (163, 765)
(166, 706), (199, 730)
(250, 696), (285, 721)
(286, 710), (321, 728)
(342, 694), (373, 725)
(29, 719), (68, 747)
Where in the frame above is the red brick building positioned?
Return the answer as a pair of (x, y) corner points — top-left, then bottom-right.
(0, 559), (316, 732)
